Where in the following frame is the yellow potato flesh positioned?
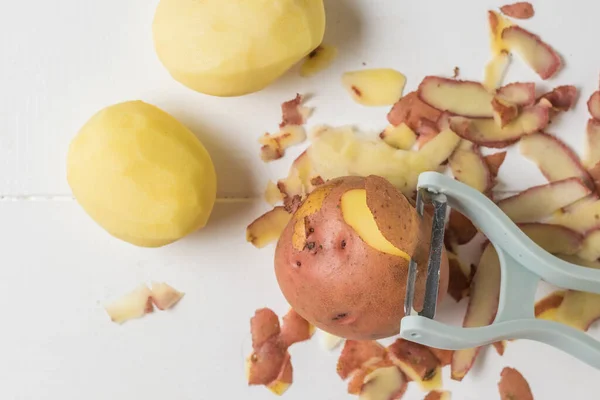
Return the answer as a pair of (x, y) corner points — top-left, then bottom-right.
(268, 381), (291, 396)
(152, 0), (325, 96)
(67, 101), (217, 247)
(340, 189), (410, 261)
(342, 69), (407, 107)
(292, 185), (333, 250)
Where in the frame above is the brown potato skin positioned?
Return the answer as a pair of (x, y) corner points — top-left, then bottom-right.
(274, 176), (449, 340)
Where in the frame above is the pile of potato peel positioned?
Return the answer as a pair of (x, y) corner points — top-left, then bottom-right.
(246, 2), (600, 399)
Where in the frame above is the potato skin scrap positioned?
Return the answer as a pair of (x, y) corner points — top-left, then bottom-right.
(534, 291), (565, 320)
(360, 365), (408, 400)
(588, 91), (600, 120)
(500, 2), (534, 19)
(519, 132), (593, 189)
(150, 282), (184, 310)
(387, 92), (442, 131)
(447, 255), (471, 302)
(280, 94), (311, 128)
(451, 244), (501, 381)
(429, 348), (453, 367)
(280, 309), (314, 348)
(492, 97), (519, 128)
(247, 338), (288, 385)
(501, 26), (562, 80)
(251, 308), (281, 349)
(449, 105), (549, 148)
(519, 223), (582, 255)
(424, 390), (451, 400)
(498, 367), (534, 400)
(337, 340), (387, 380)
(484, 152), (507, 179)
(104, 284), (154, 324)
(493, 341), (506, 356)
(446, 210), (478, 245)
(346, 357), (394, 394)
(496, 82), (536, 107)
(259, 125), (307, 162)
(539, 85), (578, 112)
(448, 142), (493, 194)
(266, 353), (293, 395)
(246, 207), (292, 249)
(387, 339), (440, 382)
(497, 178), (591, 223)
(418, 76), (494, 118)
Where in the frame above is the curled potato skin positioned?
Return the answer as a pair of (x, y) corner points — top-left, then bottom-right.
(274, 176), (449, 340)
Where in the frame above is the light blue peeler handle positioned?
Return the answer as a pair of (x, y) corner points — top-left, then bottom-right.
(400, 172), (600, 369)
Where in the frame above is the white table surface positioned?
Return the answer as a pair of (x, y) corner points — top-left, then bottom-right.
(1, 0), (599, 399)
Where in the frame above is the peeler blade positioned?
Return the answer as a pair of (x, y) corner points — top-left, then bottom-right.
(404, 188), (448, 319)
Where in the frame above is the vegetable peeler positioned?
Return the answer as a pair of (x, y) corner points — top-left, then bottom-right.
(400, 171), (600, 369)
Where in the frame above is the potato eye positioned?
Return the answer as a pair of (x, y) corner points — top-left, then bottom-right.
(332, 313), (348, 321)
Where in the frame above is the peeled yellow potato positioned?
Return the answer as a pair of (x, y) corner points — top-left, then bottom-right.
(152, 0), (325, 97)
(67, 101), (217, 247)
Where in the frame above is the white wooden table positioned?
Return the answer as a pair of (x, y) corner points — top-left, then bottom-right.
(1, 1), (599, 399)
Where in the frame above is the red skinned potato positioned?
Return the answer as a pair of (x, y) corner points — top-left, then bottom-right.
(274, 176), (450, 340)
